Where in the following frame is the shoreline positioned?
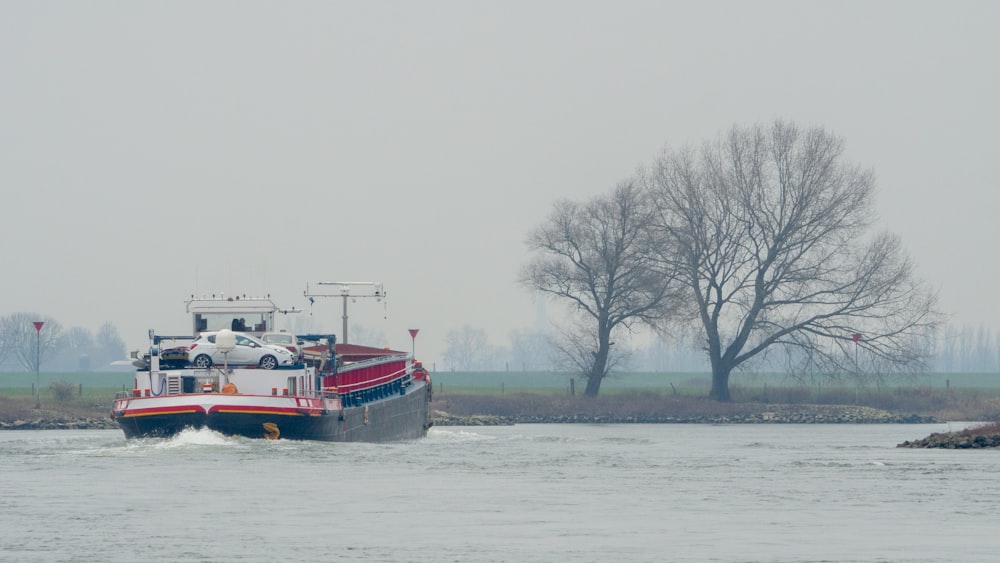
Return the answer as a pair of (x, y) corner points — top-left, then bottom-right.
(2, 404), (938, 432)
(1, 416), (119, 431)
(431, 400), (942, 426)
(431, 407), (938, 426)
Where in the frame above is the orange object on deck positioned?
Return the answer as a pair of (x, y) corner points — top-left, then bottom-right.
(221, 383), (238, 394)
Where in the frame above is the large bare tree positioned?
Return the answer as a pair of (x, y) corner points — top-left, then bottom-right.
(521, 181), (680, 396)
(0, 313), (64, 373)
(649, 121), (939, 400)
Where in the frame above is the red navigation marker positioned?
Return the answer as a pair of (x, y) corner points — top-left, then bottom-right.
(33, 321), (44, 333)
(408, 329), (419, 357)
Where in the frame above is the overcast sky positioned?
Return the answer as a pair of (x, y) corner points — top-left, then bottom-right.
(2, 1), (997, 365)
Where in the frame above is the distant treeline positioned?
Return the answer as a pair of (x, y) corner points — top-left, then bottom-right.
(442, 323), (1000, 375)
(0, 313), (127, 373)
(427, 370), (999, 393)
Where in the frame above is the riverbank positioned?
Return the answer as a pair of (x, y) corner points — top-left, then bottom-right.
(0, 413), (119, 430)
(0, 403), (934, 431)
(0, 395), (116, 430)
(1, 390), (992, 432)
(431, 402), (936, 426)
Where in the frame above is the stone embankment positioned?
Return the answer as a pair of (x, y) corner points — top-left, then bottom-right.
(433, 405), (936, 426)
(0, 405), (938, 431)
(898, 422), (1000, 449)
(0, 416), (118, 431)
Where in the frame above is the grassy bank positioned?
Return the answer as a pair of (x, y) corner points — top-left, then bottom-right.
(0, 390), (116, 423)
(430, 387), (1000, 424)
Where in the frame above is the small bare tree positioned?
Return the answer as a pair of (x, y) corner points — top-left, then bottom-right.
(521, 181), (681, 396)
(648, 121), (939, 400)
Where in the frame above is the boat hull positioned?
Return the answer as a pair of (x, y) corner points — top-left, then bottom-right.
(114, 380), (432, 442)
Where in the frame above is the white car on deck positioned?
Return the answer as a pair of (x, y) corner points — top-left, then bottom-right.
(260, 331), (304, 362)
(187, 331), (296, 369)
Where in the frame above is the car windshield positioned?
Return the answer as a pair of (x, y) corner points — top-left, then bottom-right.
(266, 334), (293, 344)
(237, 335), (266, 346)
(201, 333), (265, 346)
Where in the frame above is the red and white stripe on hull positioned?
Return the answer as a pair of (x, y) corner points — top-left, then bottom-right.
(113, 394), (336, 419)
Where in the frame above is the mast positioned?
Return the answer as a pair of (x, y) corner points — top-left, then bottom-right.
(303, 281), (386, 344)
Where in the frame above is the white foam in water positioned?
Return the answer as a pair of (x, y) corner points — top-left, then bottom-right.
(427, 428), (495, 442)
(134, 427), (237, 449)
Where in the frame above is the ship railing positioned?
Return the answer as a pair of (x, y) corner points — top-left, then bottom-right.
(122, 365), (329, 399)
(117, 386), (332, 399)
(333, 363), (412, 394)
(339, 354), (412, 372)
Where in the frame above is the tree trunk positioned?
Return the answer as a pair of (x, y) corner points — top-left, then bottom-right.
(583, 320), (613, 398)
(709, 365), (732, 401)
(584, 374), (603, 397)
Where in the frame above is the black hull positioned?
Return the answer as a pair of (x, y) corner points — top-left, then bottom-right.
(116, 382), (432, 442)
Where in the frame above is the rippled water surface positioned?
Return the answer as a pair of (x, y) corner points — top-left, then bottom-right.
(1, 423), (998, 562)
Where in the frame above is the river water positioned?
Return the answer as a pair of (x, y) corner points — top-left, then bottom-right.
(1, 423), (997, 562)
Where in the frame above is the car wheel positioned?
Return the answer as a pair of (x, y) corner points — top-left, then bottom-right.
(193, 354), (213, 368)
(259, 355), (278, 370)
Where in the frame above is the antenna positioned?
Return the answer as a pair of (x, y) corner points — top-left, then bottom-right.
(304, 281), (386, 344)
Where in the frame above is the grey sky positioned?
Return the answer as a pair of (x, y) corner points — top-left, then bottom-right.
(2, 1), (997, 364)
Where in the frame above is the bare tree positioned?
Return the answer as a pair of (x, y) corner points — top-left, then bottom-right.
(96, 321), (127, 366)
(648, 121), (939, 400)
(508, 328), (556, 371)
(0, 316), (9, 368)
(521, 181), (681, 396)
(63, 326), (94, 350)
(0, 313), (64, 372)
(443, 325), (491, 371)
(548, 319), (635, 377)
(50, 326), (93, 370)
